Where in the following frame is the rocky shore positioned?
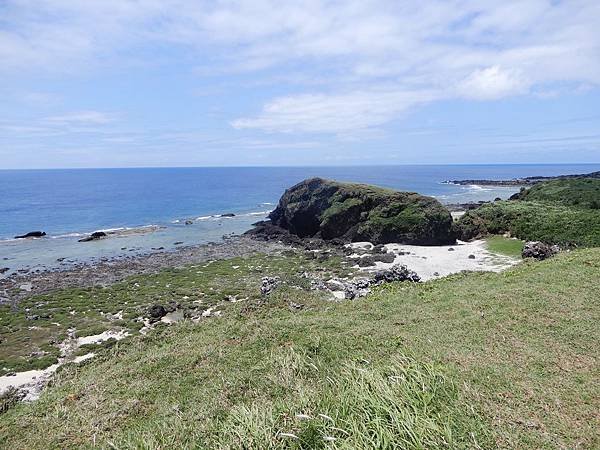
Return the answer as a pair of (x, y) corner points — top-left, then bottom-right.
(444, 170), (600, 186)
(0, 237), (287, 306)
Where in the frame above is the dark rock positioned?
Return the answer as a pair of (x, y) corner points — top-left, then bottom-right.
(174, 241), (184, 245)
(261, 276), (280, 295)
(494, 197), (502, 201)
(372, 264), (420, 283)
(78, 231), (107, 242)
(14, 231), (46, 239)
(221, 213), (236, 217)
(356, 252), (396, 267)
(0, 268), (9, 274)
(357, 257), (376, 267)
(522, 241), (558, 260)
(185, 220), (194, 225)
(468, 254), (476, 259)
(148, 304), (167, 320)
(448, 247), (455, 251)
(261, 178), (455, 245)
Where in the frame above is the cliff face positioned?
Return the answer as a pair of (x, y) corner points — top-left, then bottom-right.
(268, 178), (455, 245)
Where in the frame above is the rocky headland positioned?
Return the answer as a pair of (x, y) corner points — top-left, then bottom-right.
(247, 177), (455, 246)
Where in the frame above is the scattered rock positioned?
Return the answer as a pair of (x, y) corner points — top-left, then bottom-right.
(372, 265), (421, 283)
(147, 304), (167, 321)
(261, 277), (280, 295)
(289, 301), (304, 310)
(325, 279), (346, 291)
(14, 231), (46, 239)
(522, 241), (559, 260)
(78, 231), (107, 242)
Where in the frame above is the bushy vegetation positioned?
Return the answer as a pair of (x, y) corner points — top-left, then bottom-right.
(455, 200), (600, 246)
(270, 178), (455, 245)
(513, 177), (600, 209)
(1, 248), (599, 448)
(456, 178), (600, 246)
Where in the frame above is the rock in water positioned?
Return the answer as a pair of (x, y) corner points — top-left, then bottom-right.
(78, 231), (107, 242)
(265, 178), (455, 245)
(14, 231), (46, 239)
(522, 241), (558, 260)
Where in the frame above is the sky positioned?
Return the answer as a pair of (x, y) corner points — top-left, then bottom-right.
(0, 0), (599, 169)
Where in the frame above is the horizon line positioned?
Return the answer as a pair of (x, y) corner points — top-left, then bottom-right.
(2, 162), (600, 171)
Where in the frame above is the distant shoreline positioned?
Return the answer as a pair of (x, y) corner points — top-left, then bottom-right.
(443, 170), (600, 187)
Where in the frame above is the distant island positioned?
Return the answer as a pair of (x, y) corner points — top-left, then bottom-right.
(444, 170), (600, 186)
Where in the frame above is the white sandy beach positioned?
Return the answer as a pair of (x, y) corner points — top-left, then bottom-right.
(349, 239), (518, 281)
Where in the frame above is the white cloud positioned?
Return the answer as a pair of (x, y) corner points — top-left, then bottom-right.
(1, 0), (599, 135)
(457, 66), (528, 100)
(232, 89), (439, 134)
(44, 111), (116, 125)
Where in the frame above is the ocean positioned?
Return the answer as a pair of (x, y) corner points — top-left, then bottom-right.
(1, 164), (599, 274)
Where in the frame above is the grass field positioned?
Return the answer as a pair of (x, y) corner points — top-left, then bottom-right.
(0, 248), (598, 449)
(485, 235), (524, 257)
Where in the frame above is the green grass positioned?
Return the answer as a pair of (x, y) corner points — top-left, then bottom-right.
(0, 250), (352, 373)
(485, 235), (524, 257)
(0, 248), (598, 449)
(515, 177), (600, 209)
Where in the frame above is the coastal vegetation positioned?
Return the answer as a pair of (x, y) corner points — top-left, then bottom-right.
(510, 177), (600, 209)
(456, 178), (600, 246)
(268, 178), (455, 245)
(0, 248), (598, 448)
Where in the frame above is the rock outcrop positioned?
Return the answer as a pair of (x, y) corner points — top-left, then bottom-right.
(78, 231), (107, 242)
(522, 241), (559, 260)
(14, 231), (46, 239)
(257, 178), (455, 245)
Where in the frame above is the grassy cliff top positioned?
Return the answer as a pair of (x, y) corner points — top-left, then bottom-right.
(513, 177), (600, 209)
(1, 248), (598, 449)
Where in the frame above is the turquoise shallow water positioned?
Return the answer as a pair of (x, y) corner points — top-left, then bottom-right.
(1, 164), (599, 274)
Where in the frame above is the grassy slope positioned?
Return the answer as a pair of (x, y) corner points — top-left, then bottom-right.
(515, 178), (600, 209)
(0, 251), (352, 373)
(1, 249), (598, 449)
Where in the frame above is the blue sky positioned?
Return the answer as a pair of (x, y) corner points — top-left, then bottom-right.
(0, 0), (599, 169)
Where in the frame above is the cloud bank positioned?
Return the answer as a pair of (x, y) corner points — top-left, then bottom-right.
(1, 0), (599, 139)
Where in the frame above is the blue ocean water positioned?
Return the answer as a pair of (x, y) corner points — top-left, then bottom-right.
(1, 164), (599, 273)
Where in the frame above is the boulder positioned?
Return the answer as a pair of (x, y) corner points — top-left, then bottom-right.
(372, 264), (421, 283)
(522, 241), (558, 260)
(148, 304), (167, 321)
(0, 268), (9, 274)
(14, 231), (46, 239)
(263, 178), (455, 245)
(78, 231), (107, 242)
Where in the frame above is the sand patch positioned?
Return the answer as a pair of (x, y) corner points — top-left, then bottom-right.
(349, 240), (518, 281)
